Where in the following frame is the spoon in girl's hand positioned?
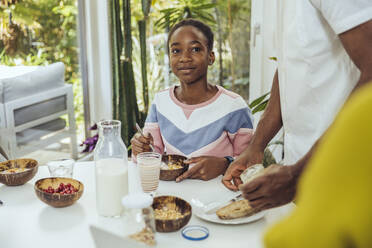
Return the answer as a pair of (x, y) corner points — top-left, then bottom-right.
(135, 123), (155, 152)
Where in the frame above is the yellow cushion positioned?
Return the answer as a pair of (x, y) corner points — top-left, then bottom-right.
(264, 82), (372, 248)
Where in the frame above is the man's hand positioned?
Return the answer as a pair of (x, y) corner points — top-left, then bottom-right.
(130, 132), (154, 157)
(239, 164), (298, 211)
(222, 147), (264, 191)
(176, 156), (228, 182)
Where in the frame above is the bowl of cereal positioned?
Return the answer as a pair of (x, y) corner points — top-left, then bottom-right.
(0, 158), (38, 186)
(152, 195), (192, 232)
(160, 154), (188, 181)
(34, 177), (84, 208)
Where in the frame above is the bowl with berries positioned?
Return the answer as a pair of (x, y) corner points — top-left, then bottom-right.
(34, 177), (84, 208)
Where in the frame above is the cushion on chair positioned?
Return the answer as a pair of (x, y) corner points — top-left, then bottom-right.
(0, 62), (65, 103)
(0, 66), (38, 103)
(16, 118), (67, 146)
(14, 95), (67, 126)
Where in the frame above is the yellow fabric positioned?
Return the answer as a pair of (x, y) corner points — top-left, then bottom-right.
(264, 82), (372, 248)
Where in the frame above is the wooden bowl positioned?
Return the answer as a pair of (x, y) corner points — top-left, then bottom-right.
(0, 158), (38, 186)
(152, 195), (192, 232)
(160, 154), (188, 181)
(34, 177), (84, 208)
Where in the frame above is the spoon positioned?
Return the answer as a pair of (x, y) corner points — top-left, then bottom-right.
(135, 123), (155, 152)
(0, 146), (9, 160)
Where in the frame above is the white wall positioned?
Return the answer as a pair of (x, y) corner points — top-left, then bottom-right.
(249, 0), (278, 127)
(84, 0), (113, 123)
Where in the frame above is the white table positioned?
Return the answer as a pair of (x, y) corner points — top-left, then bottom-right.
(0, 162), (277, 248)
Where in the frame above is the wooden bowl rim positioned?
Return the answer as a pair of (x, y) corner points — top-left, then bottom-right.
(152, 195), (192, 219)
(161, 154), (187, 162)
(160, 154), (188, 171)
(0, 159), (39, 185)
(34, 177), (84, 195)
(0, 158), (38, 172)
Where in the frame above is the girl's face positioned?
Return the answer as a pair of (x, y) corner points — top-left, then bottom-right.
(169, 25), (214, 85)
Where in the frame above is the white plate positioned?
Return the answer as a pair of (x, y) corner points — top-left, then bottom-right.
(191, 198), (265, 225)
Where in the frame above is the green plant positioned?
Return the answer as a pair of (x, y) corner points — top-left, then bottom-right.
(213, 0), (223, 86)
(110, 0), (142, 145)
(155, 0), (216, 29)
(0, 0), (83, 130)
(249, 92), (270, 114)
(132, 33), (167, 107)
(0, 0), (79, 83)
(80, 124), (98, 153)
(138, 0), (152, 114)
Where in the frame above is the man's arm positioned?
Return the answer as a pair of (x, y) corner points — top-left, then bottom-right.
(340, 20), (372, 92)
(222, 70), (283, 190)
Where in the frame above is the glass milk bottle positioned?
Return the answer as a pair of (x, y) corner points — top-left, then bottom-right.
(94, 120), (129, 217)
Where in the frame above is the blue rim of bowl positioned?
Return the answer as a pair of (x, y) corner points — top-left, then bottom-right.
(181, 225), (209, 241)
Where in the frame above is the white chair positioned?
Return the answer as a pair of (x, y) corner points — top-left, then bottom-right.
(0, 62), (78, 160)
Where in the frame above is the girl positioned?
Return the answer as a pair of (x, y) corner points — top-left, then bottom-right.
(131, 19), (254, 182)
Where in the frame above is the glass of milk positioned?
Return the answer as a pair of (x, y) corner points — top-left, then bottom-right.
(94, 120), (129, 217)
(137, 152), (162, 196)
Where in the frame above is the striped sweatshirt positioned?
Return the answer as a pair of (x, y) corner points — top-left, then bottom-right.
(143, 85), (254, 158)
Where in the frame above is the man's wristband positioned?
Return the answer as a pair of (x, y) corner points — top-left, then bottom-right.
(224, 156), (234, 166)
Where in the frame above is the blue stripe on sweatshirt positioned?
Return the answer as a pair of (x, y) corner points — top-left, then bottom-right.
(146, 103), (158, 123)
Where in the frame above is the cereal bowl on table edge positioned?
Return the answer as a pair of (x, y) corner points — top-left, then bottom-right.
(160, 154), (189, 181)
(34, 177), (84, 208)
(152, 195), (192, 232)
(0, 158), (38, 186)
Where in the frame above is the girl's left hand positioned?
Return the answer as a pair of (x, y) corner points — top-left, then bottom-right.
(176, 156), (229, 182)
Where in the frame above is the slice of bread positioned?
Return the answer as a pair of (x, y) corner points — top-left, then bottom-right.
(240, 164), (265, 185)
(216, 199), (256, 220)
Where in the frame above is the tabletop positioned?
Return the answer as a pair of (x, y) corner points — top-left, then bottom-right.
(0, 161), (284, 248)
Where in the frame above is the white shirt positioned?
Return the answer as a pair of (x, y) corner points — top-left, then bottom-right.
(276, 0), (372, 164)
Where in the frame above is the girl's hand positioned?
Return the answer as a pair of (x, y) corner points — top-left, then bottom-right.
(176, 156), (229, 182)
(130, 132), (154, 157)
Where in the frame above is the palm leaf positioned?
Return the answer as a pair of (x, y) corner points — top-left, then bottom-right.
(193, 3), (216, 9)
(252, 100), (269, 114)
(249, 92), (270, 108)
(154, 10), (180, 26)
(268, 140), (284, 146)
(155, 0), (216, 29)
(192, 9), (215, 23)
